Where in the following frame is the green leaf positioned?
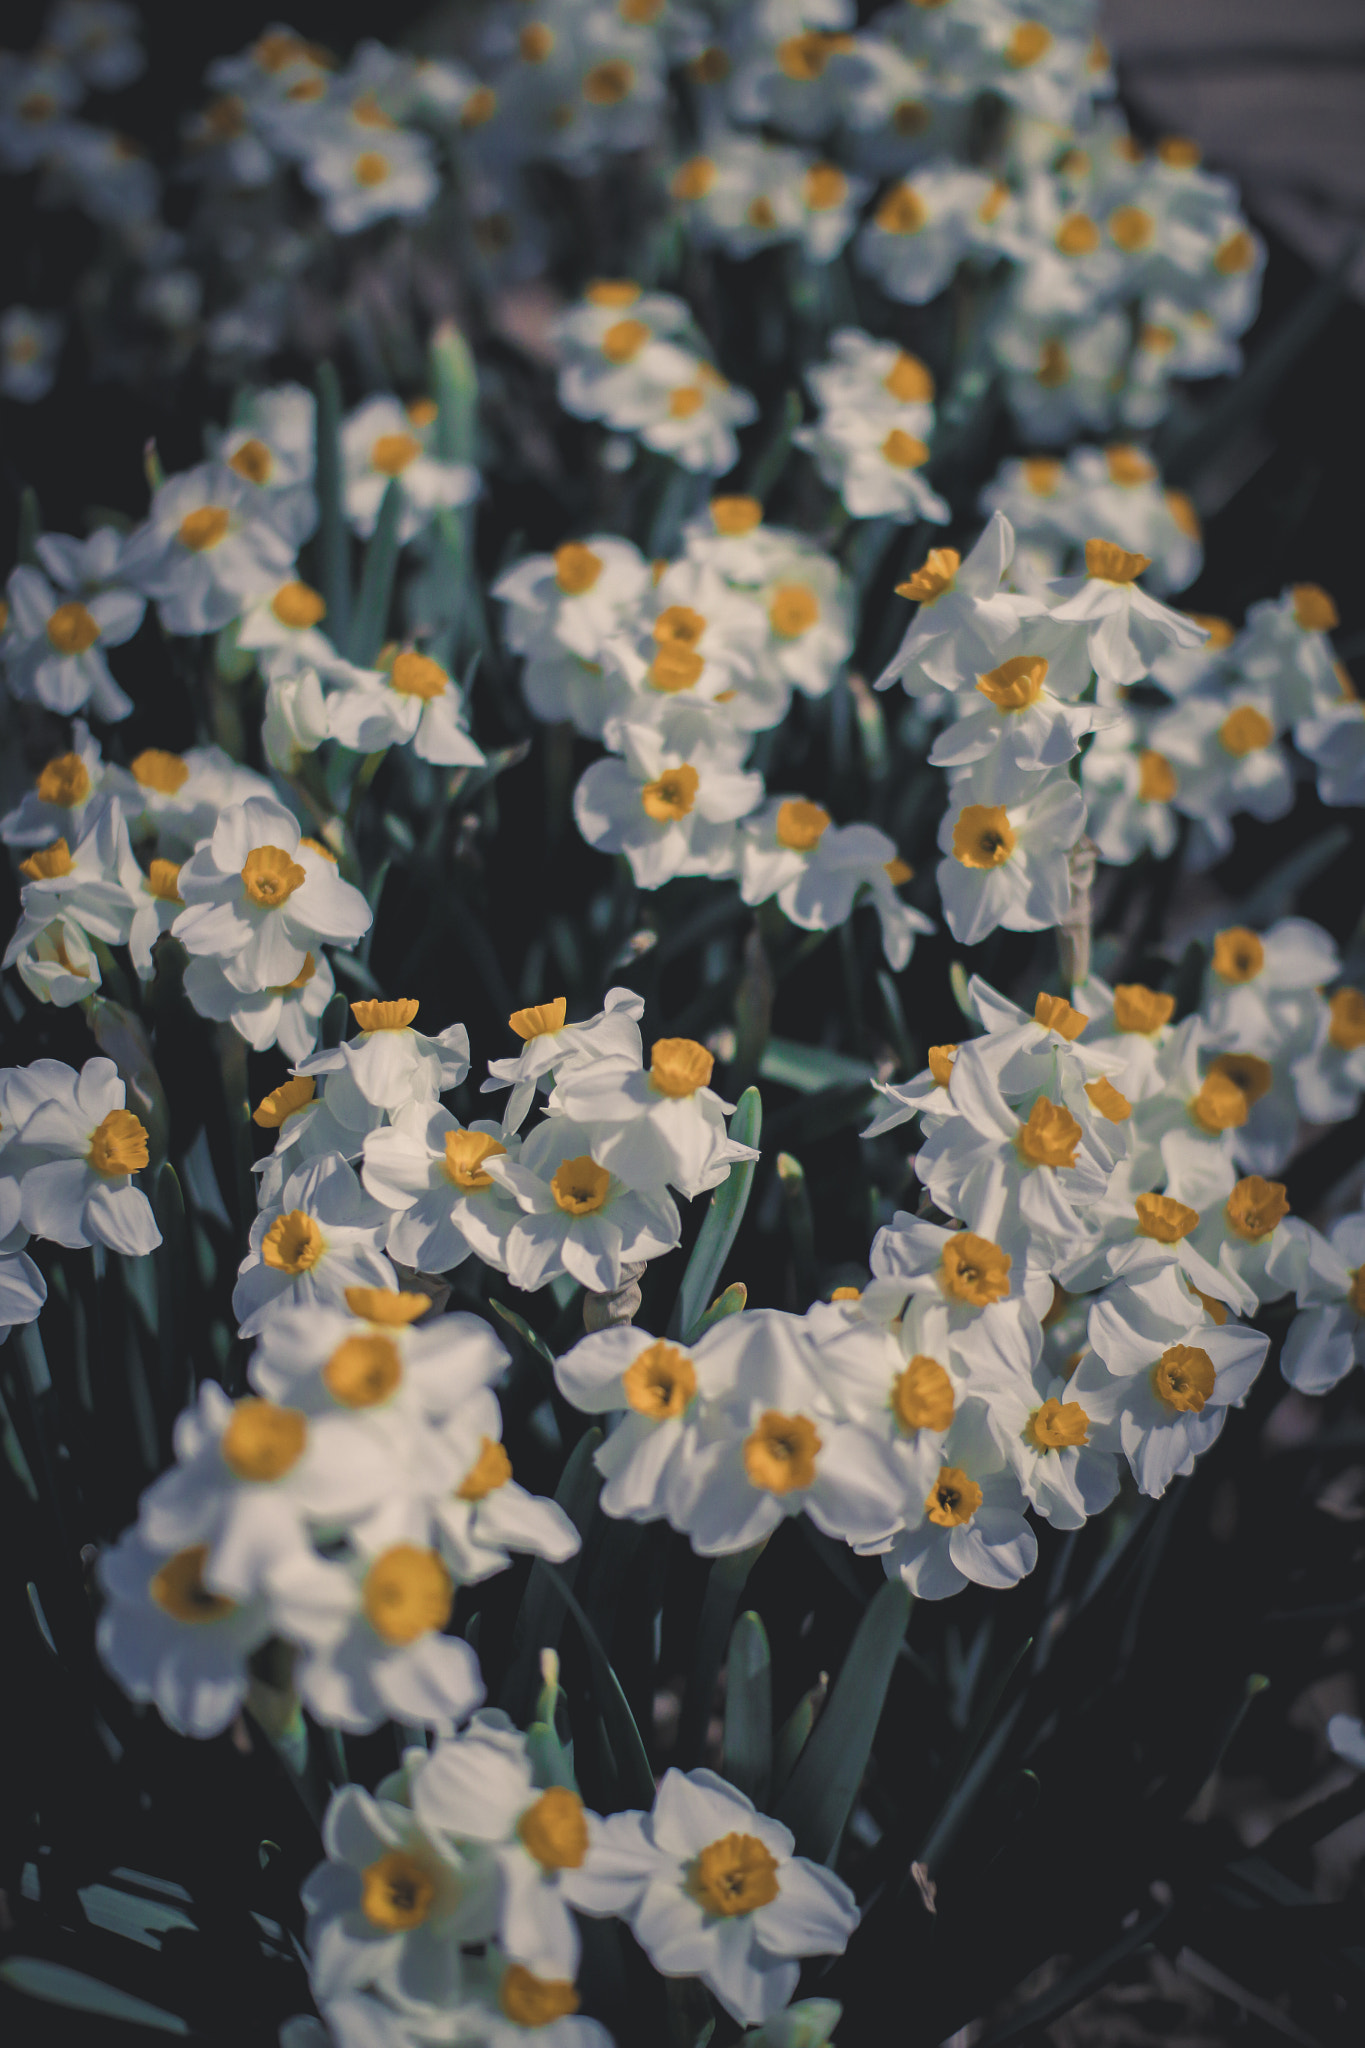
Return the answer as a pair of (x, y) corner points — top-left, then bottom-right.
(675, 1542), (767, 1769)
(502, 1427), (602, 1719)
(314, 362), (351, 652)
(691, 1281), (748, 1338)
(491, 1298), (558, 1372)
(777, 1152), (815, 1308)
(775, 1578), (910, 1864)
(430, 320), (479, 465)
(771, 1681), (821, 1801)
(746, 388), (802, 503)
(721, 1611), (772, 1809)
(759, 1038), (876, 1092)
(348, 478), (404, 667)
(671, 1088), (762, 1343)
(949, 960), (975, 1024)
(542, 1564), (656, 1810)
(0, 1958), (189, 2034)
(877, 969), (916, 1074)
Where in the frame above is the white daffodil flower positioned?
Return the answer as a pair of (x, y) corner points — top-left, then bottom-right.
(0, 1176), (46, 1343)
(572, 1766), (859, 2026)
(424, 1391), (580, 1585)
(1, 723), (106, 848)
(412, 1713), (616, 1978)
(575, 705), (764, 888)
(928, 622), (1113, 779)
(362, 1105), (524, 1274)
(805, 327), (935, 437)
(666, 1308), (905, 1555)
(878, 1397), (1037, 1597)
(752, 548), (851, 702)
(554, 284), (699, 429)
(1291, 984), (1365, 1125)
(990, 310), (1130, 449)
(1201, 919), (1339, 1054)
(856, 159), (995, 303)
(235, 576), (335, 667)
(954, 977), (1130, 1105)
(7, 913), (103, 1007)
(95, 1524), (275, 1738)
(615, 557), (768, 721)
(862, 1211), (1056, 1327)
(1045, 538), (1207, 691)
(284, 1538), (486, 1734)
(495, 537), (651, 735)
(299, 998), (470, 1117)
(127, 851), (187, 979)
(252, 1071), (376, 1210)
(481, 987), (645, 1135)
(302, 1783), (491, 2011)
(302, 130), (440, 234)
(1074, 1265), (1268, 1497)
(341, 394), (478, 542)
(481, 1113), (681, 1295)
(936, 765), (1086, 946)
(0, 305), (64, 401)
(13, 1055), (160, 1255)
(102, 742), (275, 859)
(1053, 1159), (1255, 1317)
(249, 1289), (510, 1433)
(861, 1050), (959, 1139)
(1280, 1214), (1365, 1395)
(1147, 683), (1293, 867)
(183, 946), (335, 1063)
(442, 1949), (613, 2048)
(138, 1380), (397, 1600)
(326, 646), (485, 766)
(914, 1074), (1108, 1263)
(971, 1346), (1122, 1530)
(174, 795), (371, 994)
(214, 382), (318, 541)
(549, 1035), (758, 1200)
(120, 463), (297, 635)
(233, 1152), (396, 1338)
(1069, 975), (1180, 1105)
(796, 401), (949, 524)
(4, 792), (141, 960)
(620, 354), (759, 477)
(1123, 1015), (1246, 1207)
(876, 515), (1027, 696)
(739, 799), (931, 969)
(554, 1320), (736, 1523)
(1188, 1173), (1309, 1309)
(1079, 708), (1181, 863)
(1296, 697), (1365, 811)
(1235, 582), (1342, 725)
(262, 655), (332, 771)
(3, 561), (142, 717)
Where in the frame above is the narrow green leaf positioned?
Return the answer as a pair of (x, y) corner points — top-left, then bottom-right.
(491, 1297), (558, 1372)
(676, 1542), (767, 1769)
(876, 969), (916, 1074)
(771, 1683), (819, 1801)
(722, 1611), (772, 1809)
(776, 1578), (910, 1864)
(759, 1038), (876, 1093)
(502, 1428), (602, 1718)
(543, 1563), (656, 1810)
(430, 320), (479, 465)
(314, 361), (351, 651)
(692, 1281), (748, 1338)
(777, 1152), (815, 1309)
(349, 479), (404, 666)
(672, 1088), (762, 1343)
(975, 1904), (1172, 2048)
(0, 1959), (189, 2034)
(949, 960), (975, 1024)
(746, 388), (802, 503)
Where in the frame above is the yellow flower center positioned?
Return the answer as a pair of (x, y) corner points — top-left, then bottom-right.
(1138, 750), (1178, 802)
(132, 748), (189, 793)
(220, 1399), (308, 1482)
(776, 30), (847, 80)
(885, 857), (913, 885)
(668, 386), (704, 418)
(1016, 1097), (1083, 1170)
(623, 1339), (697, 1420)
(1006, 20), (1053, 66)
(672, 155), (717, 200)
(324, 1333), (403, 1407)
(648, 643), (705, 693)
(1218, 706), (1274, 757)
(20, 839), (73, 881)
(601, 317), (651, 362)
(1055, 213), (1100, 256)
(1207, 1051), (1272, 1107)
(444, 1129), (506, 1189)
(360, 1851), (435, 1931)
(353, 150), (392, 188)
(1024, 1398), (1089, 1450)
(710, 495), (762, 535)
(517, 1787), (588, 1870)
(1023, 456), (1061, 496)
(229, 438), (274, 485)
(1152, 1343), (1215, 1413)
(892, 1355), (955, 1434)
(1086, 1077), (1132, 1122)
(456, 1436), (513, 1500)
(509, 998), (567, 1041)
(689, 1833), (781, 1917)
(1085, 538), (1151, 583)
(177, 506), (231, 552)
(1112, 983), (1175, 1034)
(362, 1546), (453, 1644)
(928, 1044), (956, 1088)
(270, 581), (326, 630)
(1166, 491), (1200, 540)
(36, 753), (91, 807)
(1349, 1269), (1365, 1318)
(149, 1546), (236, 1625)
(743, 1411), (820, 1494)
(926, 1465), (983, 1526)
(500, 1967), (579, 2027)
(1141, 322), (1178, 354)
(1225, 1175), (1289, 1241)
(1105, 444), (1156, 486)
(1157, 134), (1201, 168)
(1214, 230), (1256, 275)
(769, 584), (820, 639)
(1189, 1072), (1248, 1134)
(351, 997), (420, 1033)
(804, 163), (847, 211)
(87, 1109), (150, 1178)
(1034, 991), (1089, 1040)
(345, 1286), (430, 1324)
(641, 764), (700, 822)
(551, 1155), (611, 1215)
(147, 858), (183, 903)
(939, 1231), (1010, 1305)
(1135, 1193), (1199, 1243)
(776, 799), (831, 852)
(242, 845), (306, 908)
(1327, 987), (1365, 1052)
(553, 542), (603, 595)
(1109, 204), (1155, 251)
(1211, 928), (1264, 983)
(519, 21), (555, 61)
(884, 352), (934, 403)
(881, 428), (929, 469)
(583, 58), (635, 104)
(46, 602), (102, 655)
(650, 1037), (714, 1098)
(1037, 339), (1071, 387)
(654, 606), (706, 649)
(977, 656), (1048, 711)
(370, 431), (422, 475)
(460, 86), (497, 129)
(262, 1210), (325, 1275)
(952, 803), (1015, 869)
(1292, 583), (1338, 633)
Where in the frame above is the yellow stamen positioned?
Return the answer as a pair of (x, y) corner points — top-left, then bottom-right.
(897, 548), (960, 605)
(688, 1834), (780, 1916)
(1055, 214), (1100, 255)
(1034, 991), (1089, 1040)
(710, 495), (762, 535)
(20, 839), (73, 881)
(1005, 21), (1052, 67)
(1218, 706), (1273, 756)
(360, 1852), (435, 1931)
(1024, 1398), (1089, 1450)
(583, 58), (635, 104)
(36, 753), (91, 807)
(132, 749), (189, 793)
(928, 1044), (956, 1088)
(1086, 1077), (1131, 1122)
(1211, 928), (1264, 983)
(672, 155), (717, 201)
(444, 1130), (506, 1190)
(1225, 1175), (1289, 1241)
(1292, 584), (1338, 633)
(229, 438), (274, 485)
(940, 1232), (1011, 1305)
(353, 151), (392, 188)
(500, 1968), (579, 2027)
(1085, 538), (1151, 583)
(1105, 445), (1156, 486)
(881, 428), (929, 469)
(551, 1156), (611, 1216)
(370, 431), (422, 475)
(1207, 1052), (1271, 1106)
(977, 656), (1048, 711)
(87, 1109), (150, 1178)
(261, 1210), (325, 1275)
(345, 1286), (430, 1324)
(241, 845), (305, 908)
(952, 803), (1015, 869)
(1153, 1344), (1215, 1413)
(270, 581), (326, 629)
(925, 1465), (982, 1526)
(769, 584), (820, 639)
(1327, 988), (1365, 1052)
(150, 1546), (235, 1624)
(177, 506), (231, 552)
(623, 1340), (697, 1420)
(1109, 205), (1155, 251)
(640, 765), (700, 822)
(743, 1411), (820, 1493)
(1138, 751), (1177, 802)
(361, 1546), (452, 1644)
(1189, 1072), (1248, 1134)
